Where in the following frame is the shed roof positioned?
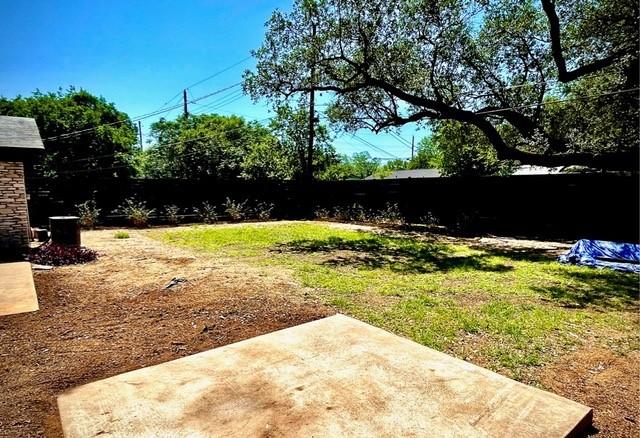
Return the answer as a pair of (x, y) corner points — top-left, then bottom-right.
(0, 116), (45, 150)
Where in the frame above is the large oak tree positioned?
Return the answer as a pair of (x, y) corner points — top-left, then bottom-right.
(245, 0), (639, 170)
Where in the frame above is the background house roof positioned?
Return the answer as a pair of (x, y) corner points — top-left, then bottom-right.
(386, 169), (442, 179)
(0, 116), (44, 150)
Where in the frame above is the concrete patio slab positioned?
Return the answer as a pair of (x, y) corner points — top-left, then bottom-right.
(57, 314), (592, 438)
(0, 261), (38, 316)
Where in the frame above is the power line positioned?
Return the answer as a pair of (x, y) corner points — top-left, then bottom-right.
(61, 116), (274, 170)
(351, 134), (399, 159)
(154, 55), (252, 110)
(388, 131), (413, 150)
(191, 89), (245, 114)
(184, 56), (252, 90)
(156, 93), (184, 112)
(43, 83), (241, 141)
(461, 69), (617, 99)
(476, 87), (639, 115)
(191, 89), (242, 110)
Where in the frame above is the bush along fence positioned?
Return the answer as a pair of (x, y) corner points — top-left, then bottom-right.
(25, 174), (639, 241)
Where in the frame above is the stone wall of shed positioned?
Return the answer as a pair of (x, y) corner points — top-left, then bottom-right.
(0, 161), (30, 253)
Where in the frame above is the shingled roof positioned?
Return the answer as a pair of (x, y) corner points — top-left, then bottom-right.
(0, 116), (44, 149)
(0, 116), (44, 159)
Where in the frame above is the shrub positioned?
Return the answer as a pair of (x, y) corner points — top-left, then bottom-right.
(164, 205), (180, 225)
(348, 203), (370, 222)
(194, 202), (218, 224)
(29, 243), (97, 266)
(419, 212), (439, 226)
(332, 205), (351, 222)
(115, 198), (155, 228)
(76, 200), (101, 229)
(114, 231), (130, 239)
(331, 203), (370, 222)
(224, 198), (248, 221)
(314, 207), (331, 220)
(373, 202), (405, 225)
(254, 202), (275, 220)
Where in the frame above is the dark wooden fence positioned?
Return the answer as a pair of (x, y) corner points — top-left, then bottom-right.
(25, 174), (639, 241)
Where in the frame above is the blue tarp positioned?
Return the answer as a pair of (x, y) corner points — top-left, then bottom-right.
(558, 239), (640, 273)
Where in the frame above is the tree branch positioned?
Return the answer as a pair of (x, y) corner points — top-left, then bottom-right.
(541, 0), (623, 83)
(470, 115), (636, 169)
(374, 109), (441, 131)
(476, 107), (537, 138)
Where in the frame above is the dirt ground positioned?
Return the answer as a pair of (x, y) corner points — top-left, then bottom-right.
(0, 226), (637, 437)
(0, 228), (332, 437)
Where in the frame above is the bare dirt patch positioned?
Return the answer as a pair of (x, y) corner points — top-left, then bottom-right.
(540, 347), (640, 438)
(0, 229), (331, 437)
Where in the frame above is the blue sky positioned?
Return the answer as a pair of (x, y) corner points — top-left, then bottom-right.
(0, 0), (424, 159)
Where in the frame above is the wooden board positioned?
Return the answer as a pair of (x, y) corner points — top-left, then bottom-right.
(0, 262), (38, 316)
(58, 314), (592, 437)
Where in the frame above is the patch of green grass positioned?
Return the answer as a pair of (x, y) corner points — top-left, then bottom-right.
(158, 223), (368, 257)
(114, 231), (130, 239)
(155, 222), (639, 375)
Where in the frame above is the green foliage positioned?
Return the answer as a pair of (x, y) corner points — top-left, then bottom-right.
(0, 87), (138, 178)
(139, 114), (277, 180)
(246, 0), (639, 169)
(423, 121), (518, 176)
(253, 202), (275, 220)
(114, 231), (130, 239)
(137, 109), (337, 181)
(193, 202), (218, 224)
(164, 205), (180, 225)
(268, 103), (338, 179)
(76, 200), (101, 229)
(319, 151), (380, 180)
(239, 136), (295, 180)
(223, 197), (249, 221)
(313, 207), (332, 219)
(375, 203), (405, 225)
(115, 198), (154, 228)
(315, 202), (405, 225)
(408, 137), (442, 170)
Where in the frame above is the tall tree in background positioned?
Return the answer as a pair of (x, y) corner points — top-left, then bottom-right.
(0, 88), (138, 178)
(140, 110), (337, 180)
(245, 0), (639, 170)
(423, 122), (518, 176)
(268, 103), (338, 179)
(140, 114), (277, 179)
(319, 151), (380, 179)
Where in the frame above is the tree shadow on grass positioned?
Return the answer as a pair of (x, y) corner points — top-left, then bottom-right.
(531, 269), (639, 310)
(274, 235), (639, 309)
(274, 236), (514, 274)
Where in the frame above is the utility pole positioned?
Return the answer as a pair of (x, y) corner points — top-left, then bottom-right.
(305, 22), (317, 183)
(411, 135), (415, 159)
(183, 89), (189, 118)
(138, 121), (143, 150)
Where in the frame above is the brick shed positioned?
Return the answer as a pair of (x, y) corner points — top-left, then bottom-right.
(0, 116), (44, 254)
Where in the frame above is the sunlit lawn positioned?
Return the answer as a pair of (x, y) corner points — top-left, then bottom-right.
(155, 222), (639, 379)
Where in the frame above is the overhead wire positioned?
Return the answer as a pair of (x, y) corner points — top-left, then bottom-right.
(184, 56), (252, 90)
(351, 134), (400, 159)
(476, 87), (639, 115)
(58, 116), (274, 174)
(191, 89), (246, 115)
(387, 132), (413, 150)
(154, 55), (252, 111)
(43, 83), (242, 141)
